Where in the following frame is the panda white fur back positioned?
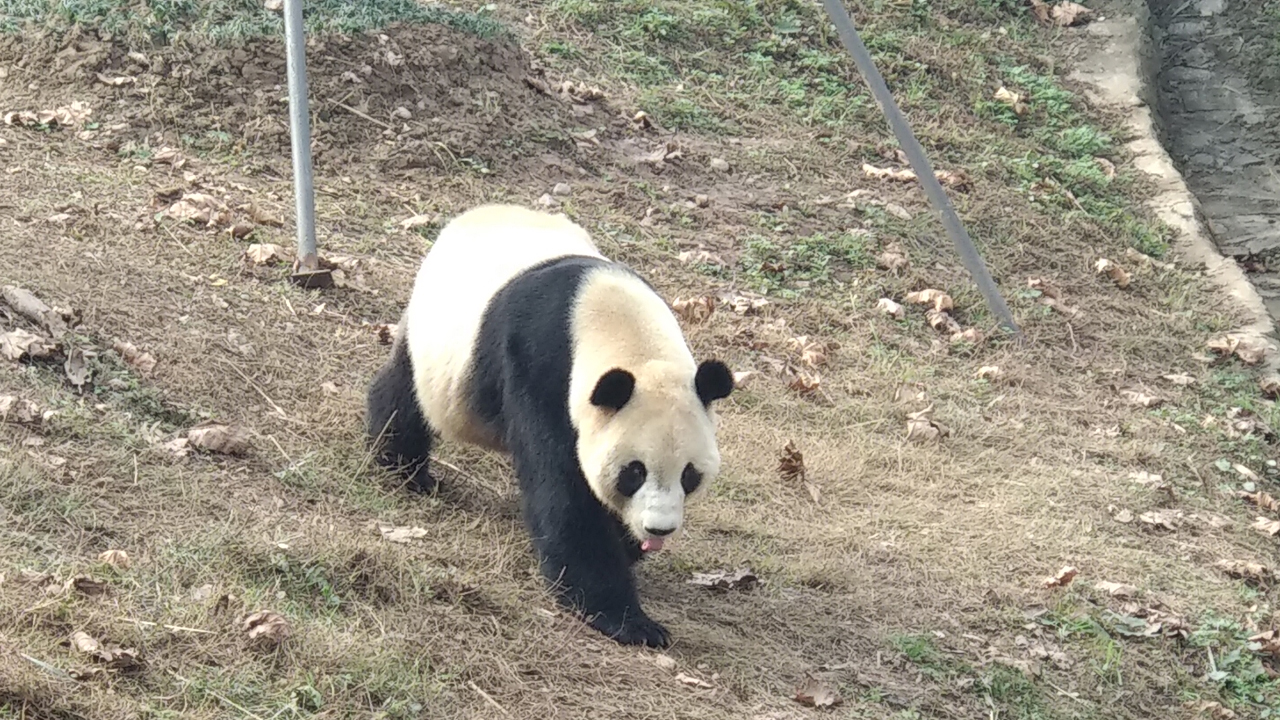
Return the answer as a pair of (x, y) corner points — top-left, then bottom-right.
(366, 204), (734, 648)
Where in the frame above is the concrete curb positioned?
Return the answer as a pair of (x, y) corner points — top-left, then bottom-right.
(1066, 0), (1280, 373)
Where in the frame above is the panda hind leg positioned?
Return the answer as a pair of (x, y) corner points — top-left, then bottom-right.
(366, 336), (436, 493)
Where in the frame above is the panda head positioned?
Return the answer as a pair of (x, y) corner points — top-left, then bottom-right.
(576, 359), (735, 553)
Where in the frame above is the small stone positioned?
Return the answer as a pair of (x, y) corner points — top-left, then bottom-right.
(693, 194), (710, 207)
(391, 106), (412, 120)
(552, 182), (572, 197)
(709, 158), (730, 172)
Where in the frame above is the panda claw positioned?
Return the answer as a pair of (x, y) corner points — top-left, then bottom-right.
(590, 613), (671, 648)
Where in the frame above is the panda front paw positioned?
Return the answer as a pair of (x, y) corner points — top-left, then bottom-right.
(588, 611), (671, 648)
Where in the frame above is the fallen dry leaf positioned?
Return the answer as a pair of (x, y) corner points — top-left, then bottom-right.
(1239, 490), (1280, 513)
(863, 163), (915, 182)
(975, 365), (1001, 380)
(876, 244), (911, 274)
(248, 202), (284, 227)
(97, 550), (130, 570)
(1248, 630), (1280, 659)
(906, 405), (950, 443)
(1094, 581), (1137, 599)
(111, 340), (156, 377)
(787, 336), (828, 368)
(242, 610), (291, 645)
(1047, 0), (1093, 26)
(373, 323), (396, 345)
(1119, 389), (1162, 408)
(1094, 258), (1132, 288)
(399, 214), (438, 231)
(186, 421), (250, 456)
(731, 371), (758, 389)
(0, 395), (41, 424)
(1215, 559), (1271, 584)
(1094, 156), (1116, 180)
(63, 347), (89, 388)
(2, 285), (72, 339)
(1, 328), (56, 362)
(723, 295), (770, 315)
(653, 655), (677, 671)
(151, 146), (184, 167)
(877, 297), (906, 320)
(778, 440), (806, 482)
(926, 309), (962, 334)
(793, 678), (842, 708)
(1139, 509), (1181, 531)
(1113, 508), (1134, 523)
(1042, 565), (1079, 588)
(1026, 277), (1061, 299)
(1260, 375), (1280, 398)
(950, 328), (984, 345)
(786, 370), (821, 396)
(1162, 373), (1195, 386)
(905, 288), (954, 312)
(67, 576), (109, 596)
(674, 672), (714, 690)
(1206, 335), (1269, 365)
(1253, 516), (1280, 537)
(670, 296), (716, 325)
(69, 630), (143, 672)
(378, 524), (429, 543)
(165, 192), (231, 227)
(244, 243), (291, 266)
(688, 569), (759, 593)
(993, 86), (1028, 115)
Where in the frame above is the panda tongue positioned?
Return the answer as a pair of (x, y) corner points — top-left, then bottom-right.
(641, 537), (665, 553)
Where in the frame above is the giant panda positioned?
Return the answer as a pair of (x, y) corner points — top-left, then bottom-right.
(366, 203), (735, 648)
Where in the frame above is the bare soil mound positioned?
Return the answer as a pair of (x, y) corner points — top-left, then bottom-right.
(0, 23), (597, 174)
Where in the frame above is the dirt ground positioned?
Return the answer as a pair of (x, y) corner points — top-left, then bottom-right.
(2, 1), (1280, 718)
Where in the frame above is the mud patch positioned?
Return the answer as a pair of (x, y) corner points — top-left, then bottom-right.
(0, 24), (600, 177)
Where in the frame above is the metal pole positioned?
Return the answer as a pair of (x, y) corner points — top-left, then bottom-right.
(820, 0), (1022, 340)
(284, 0), (330, 286)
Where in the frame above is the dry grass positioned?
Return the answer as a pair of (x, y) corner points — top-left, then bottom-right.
(2, 0), (1279, 718)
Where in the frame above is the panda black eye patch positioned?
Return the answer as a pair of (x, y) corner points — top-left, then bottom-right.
(681, 464), (702, 495)
(617, 461), (647, 497)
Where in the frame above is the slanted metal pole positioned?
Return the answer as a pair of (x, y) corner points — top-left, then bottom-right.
(284, 0), (331, 287)
(820, 0), (1021, 340)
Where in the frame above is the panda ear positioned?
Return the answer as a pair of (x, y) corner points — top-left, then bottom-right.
(590, 368), (635, 411)
(695, 360), (734, 406)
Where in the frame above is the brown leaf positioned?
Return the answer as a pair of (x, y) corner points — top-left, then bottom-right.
(687, 569), (759, 593)
(1215, 559), (1271, 583)
(1049, 0), (1093, 26)
(1249, 630), (1280, 658)
(1260, 375), (1280, 398)
(399, 213), (438, 231)
(1253, 516), (1280, 537)
(2, 285), (72, 339)
(950, 328), (985, 345)
(1094, 258), (1132, 288)
(975, 366), (1001, 380)
(1, 328), (56, 361)
(787, 336), (828, 368)
(674, 672), (714, 690)
(906, 405), (950, 443)
(877, 297), (905, 319)
(373, 323), (397, 345)
(242, 610), (291, 645)
(1205, 335), (1269, 365)
(1042, 565), (1078, 588)
(1161, 373), (1195, 386)
(67, 576), (109, 596)
(786, 371), (821, 396)
(723, 295), (770, 315)
(97, 550), (130, 570)
(111, 340), (156, 377)
(670, 296), (716, 325)
(876, 244), (911, 274)
(244, 243), (291, 266)
(1094, 581), (1137, 599)
(677, 250), (725, 267)
(186, 421), (250, 456)
(151, 146), (184, 167)
(1239, 491), (1280, 513)
(378, 524), (429, 543)
(904, 288), (954, 312)
(1139, 509), (1181, 531)
(1026, 276), (1061, 299)
(862, 163), (915, 182)
(732, 370), (758, 388)
(63, 347), (89, 388)
(0, 395), (41, 424)
(1113, 508), (1134, 523)
(71, 631), (102, 656)
(165, 192), (231, 228)
(778, 441), (806, 482)
(794, 678), (842, 708)
(926, 309), (962, 334)
(993, 86), (1029, 116)
(248, 202), (284, 227)
(1119, 389), (1162, 408)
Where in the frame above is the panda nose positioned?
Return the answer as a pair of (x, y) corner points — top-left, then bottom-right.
(645, 526), (675, 537)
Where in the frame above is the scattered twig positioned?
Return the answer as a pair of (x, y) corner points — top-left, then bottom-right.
(170, 670), (267, 720)
(333, 101), (395, 130)
(20, 653), (73, 681)
(214, 355), (290, 420)
(115, 617), (215, 635)
(467, 680), (511, 716)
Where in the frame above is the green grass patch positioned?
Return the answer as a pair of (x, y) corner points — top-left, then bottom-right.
(0, 0), (508, 44)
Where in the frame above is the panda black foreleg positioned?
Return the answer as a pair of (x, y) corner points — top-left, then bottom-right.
(366, 337), (435, 493)
(506, 425), (670, 648)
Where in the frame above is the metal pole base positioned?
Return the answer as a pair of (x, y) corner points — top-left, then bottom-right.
(289, 253), (334, 289)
